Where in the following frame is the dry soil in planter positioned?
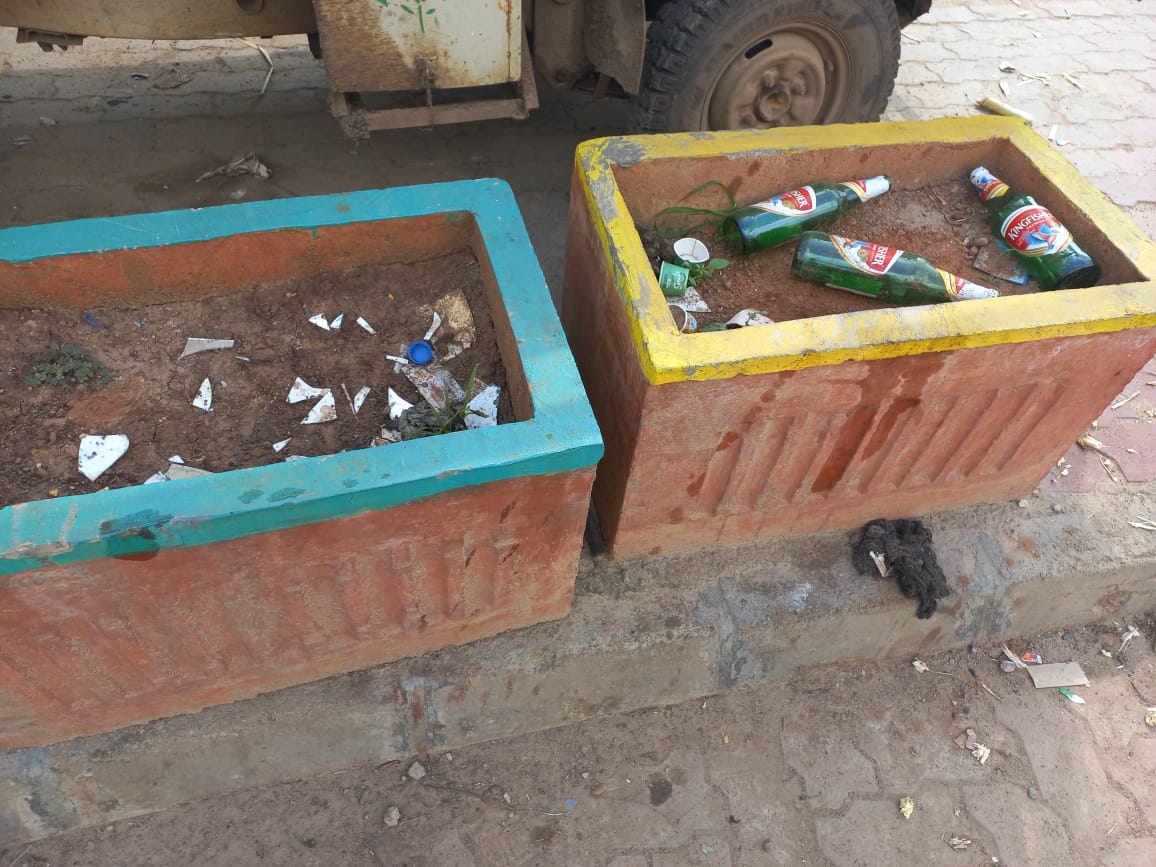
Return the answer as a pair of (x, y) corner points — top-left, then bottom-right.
(0, 250), (512, 508)
(641, 177), (1042, 328)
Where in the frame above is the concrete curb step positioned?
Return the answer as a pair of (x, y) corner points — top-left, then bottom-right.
(2, 484), (1154, 846)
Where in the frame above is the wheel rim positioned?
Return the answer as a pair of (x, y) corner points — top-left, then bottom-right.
(704, 25), (852, 130)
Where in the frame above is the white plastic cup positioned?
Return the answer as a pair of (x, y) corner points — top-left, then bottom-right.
(669, 304), (698, 333)
(673, 237), (711, 265)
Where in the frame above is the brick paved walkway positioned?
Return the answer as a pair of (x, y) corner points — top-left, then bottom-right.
(889, 0), (1156, 239)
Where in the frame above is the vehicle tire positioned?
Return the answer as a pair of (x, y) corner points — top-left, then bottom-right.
(634, 0), (901, 133)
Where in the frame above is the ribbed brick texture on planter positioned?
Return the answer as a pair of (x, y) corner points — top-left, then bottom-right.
(562, 118), (1156, 556)
(0, 470), (592, 748)
(0, 180), (603, 748)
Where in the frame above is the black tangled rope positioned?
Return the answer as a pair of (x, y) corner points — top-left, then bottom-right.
(852, 518), (950, 619)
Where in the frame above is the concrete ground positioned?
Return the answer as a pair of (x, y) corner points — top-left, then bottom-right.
(1, 0), (1155, 864)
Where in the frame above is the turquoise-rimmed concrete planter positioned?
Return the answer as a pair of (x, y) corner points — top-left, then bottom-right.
(0, 180), (603, 748)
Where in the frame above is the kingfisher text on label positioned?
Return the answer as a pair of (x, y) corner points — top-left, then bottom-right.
(1000, 205), (1071, 256)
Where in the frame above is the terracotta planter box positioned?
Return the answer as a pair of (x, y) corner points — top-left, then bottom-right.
(562, 118), (1156, 557)
(0, 180), (602, 748)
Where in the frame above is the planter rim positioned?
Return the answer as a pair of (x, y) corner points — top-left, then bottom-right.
(576, 117), (1156, 385)
(0, 180), (603, 576)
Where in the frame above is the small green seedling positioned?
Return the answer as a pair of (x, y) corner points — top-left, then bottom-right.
(685, 257), (729, 287)
(24, 345), (114, 389)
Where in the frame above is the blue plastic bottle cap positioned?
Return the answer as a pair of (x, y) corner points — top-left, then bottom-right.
(407, 340), (434, 365)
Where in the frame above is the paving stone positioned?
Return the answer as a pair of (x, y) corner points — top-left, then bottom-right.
(605, 857), (650, 867)
(966, 1), (1046, 22)
(1101, 836), (1156, 867)
(1087, 174), (1156, 208)
(1081, 29), (1156, 52)
(995, 690), (1138, 856)
(815, 787), (977, 866)
(1081, 51), (1154, 74)
(898, 39), (960, 63)
(781, 714), (879, 810)
(921, 4), (983, 24)
(963, 781), (1081, 865)
(652, 842), (732, 867)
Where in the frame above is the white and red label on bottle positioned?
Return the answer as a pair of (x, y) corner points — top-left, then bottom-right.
(841, 176), (891, 201)
(970, 166), (1009, 201)
(937, 270), (1001, 300)
(831, 234), (902, 275)
(1000, 205), (1071, 256)
(751, 186), (816, 217)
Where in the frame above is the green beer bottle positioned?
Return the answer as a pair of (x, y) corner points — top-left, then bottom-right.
(970, 166), (1100, 290)
(721, 176), (891, 254)
(791, 231), (1001, 305)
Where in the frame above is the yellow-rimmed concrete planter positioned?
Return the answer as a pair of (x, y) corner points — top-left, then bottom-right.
(562, 118), (1156, 557)
(0, 180), (603, 748)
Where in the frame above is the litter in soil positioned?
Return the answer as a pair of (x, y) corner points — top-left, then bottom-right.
(179, 337), (235, 358)
(77, 434), (129, 481)
(1027, 662), (1090, 689)
(0, 251), (511, 507)
(639, 176), (1043, 329)
(194, 152), (271, 183)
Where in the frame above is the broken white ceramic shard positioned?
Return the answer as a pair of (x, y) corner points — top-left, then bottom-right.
(355, 316), (375, 334)
(78, 434), (129, 481)
(677, 286), (711, 313)
(168, 454), (185, 464)
(272, 438), (291, 453)
(143, 471), (169, 485)
(178, 338), (235, 358)
(419, 290), (476, 358)
(167, 463), (212, 481)
(465, 384), (500, 429)
(308, 314), (330, 331)
(284, 455), (309, 461)
(192, 377), (213, 411)
(352, 386), (370, 414)
(330, 313), (344, 331)
(373, 427), (402, 447)
(388, 388), (413, 420)
(391, 344), (410, 372)
(423, 312), (443, 342)
(404, 364), (465, 409)
(301, 391), (337, 424)
(288, 377), (328, 403)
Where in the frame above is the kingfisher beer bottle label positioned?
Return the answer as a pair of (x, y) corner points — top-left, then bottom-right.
(831, 234), (901, 274)
(970, 166), (1009, 201)
(1000, 205), (1072, 256)
(751, 186), (817, 216)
